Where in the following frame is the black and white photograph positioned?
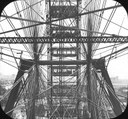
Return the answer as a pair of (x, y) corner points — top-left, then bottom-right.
(0, 0), (128, 119)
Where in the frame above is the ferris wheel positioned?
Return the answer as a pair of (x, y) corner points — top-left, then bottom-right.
(0, 0), (128, 119)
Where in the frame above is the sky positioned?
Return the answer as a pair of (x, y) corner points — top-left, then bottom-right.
(0, 0), (128, 80)
(99, 1), (128, 79)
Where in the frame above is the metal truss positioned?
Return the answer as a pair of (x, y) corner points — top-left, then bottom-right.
(0, 36), (128, 43)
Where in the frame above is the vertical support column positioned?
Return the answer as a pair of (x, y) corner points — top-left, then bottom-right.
(47, 0), (53, 118)
(76, 0), (79, 117)
(86, 41), (92, 117)
(76, 0), (81, 118)
(76, 46), (80, 119)
(28, 37), (40, 119)
(46, 0), (82, 118)
(86, 15), (97, 119)
(28, 64), (39, 119)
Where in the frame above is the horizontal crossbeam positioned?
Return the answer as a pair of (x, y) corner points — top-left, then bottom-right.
(21, 59), (100, 65)
(0, 36), (128, 43)
(38, 60), (87, 65)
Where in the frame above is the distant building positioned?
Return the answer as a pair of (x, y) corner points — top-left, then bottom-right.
(111, 77), (128, 88)
(111, 77), (128, 107)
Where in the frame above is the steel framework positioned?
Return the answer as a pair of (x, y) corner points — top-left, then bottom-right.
(0, 36), (128, 43)
(0, 0), (126, 119)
